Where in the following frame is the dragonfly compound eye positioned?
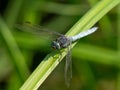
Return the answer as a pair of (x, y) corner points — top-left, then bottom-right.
(51, 41), (61, 49)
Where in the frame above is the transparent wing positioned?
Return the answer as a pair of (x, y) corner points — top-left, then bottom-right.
(15, 23), (64, 37)
(64, 40), (72, 87)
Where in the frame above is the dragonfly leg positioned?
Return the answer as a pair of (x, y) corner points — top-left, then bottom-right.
(57, 50), (62, 62)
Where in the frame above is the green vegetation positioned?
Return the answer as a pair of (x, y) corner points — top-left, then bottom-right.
(0, 0), (120, 90)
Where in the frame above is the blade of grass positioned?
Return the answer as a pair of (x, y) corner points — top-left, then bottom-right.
(4, 0), (24, 27)
(38, 2), (87, 16)
(73, 43), (118, 66)
(20, 0), (120, 90)
(116, 3), (120, 90)
(0, 16), (29, 82)
(88, 0), (114, 44)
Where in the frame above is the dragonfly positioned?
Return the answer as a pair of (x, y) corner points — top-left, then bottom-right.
(16, 23), (98, 87)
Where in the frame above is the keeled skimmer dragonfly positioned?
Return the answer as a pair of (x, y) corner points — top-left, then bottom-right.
(16, 23), (98, 87)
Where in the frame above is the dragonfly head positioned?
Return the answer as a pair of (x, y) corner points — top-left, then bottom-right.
(51, 41), (61, 50)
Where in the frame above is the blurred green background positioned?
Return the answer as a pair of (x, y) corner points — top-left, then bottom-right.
(0, 0), (120, 90)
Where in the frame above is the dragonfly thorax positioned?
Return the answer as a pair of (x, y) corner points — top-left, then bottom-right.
(51, 36), (70, 50)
